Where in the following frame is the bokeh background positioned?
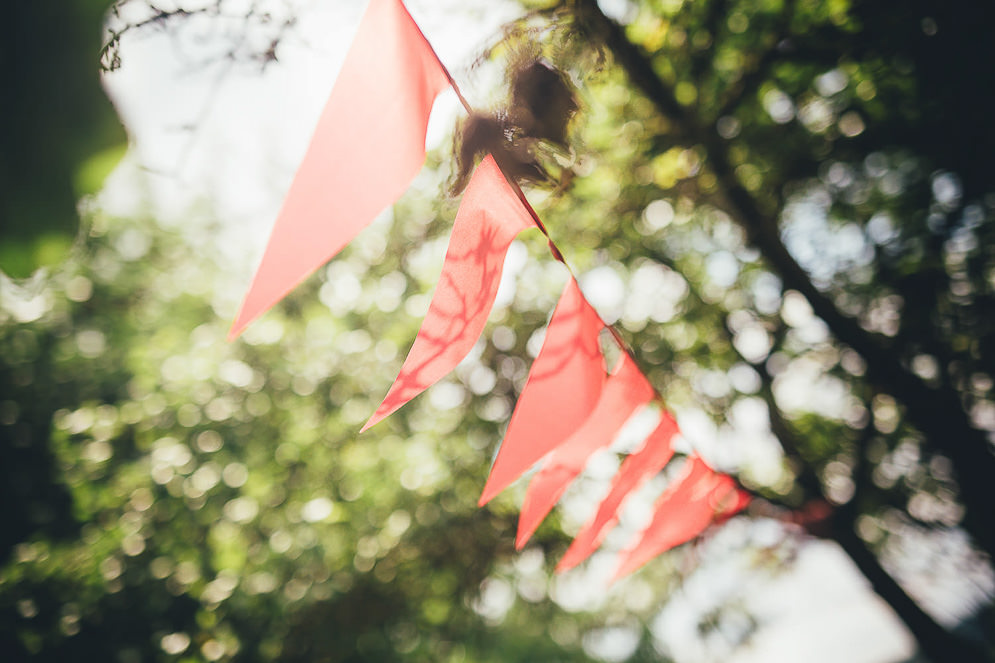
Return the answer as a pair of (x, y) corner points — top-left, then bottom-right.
(2, 0), (994, 661)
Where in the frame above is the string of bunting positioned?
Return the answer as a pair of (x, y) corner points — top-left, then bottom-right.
(228, 0), (750, 579)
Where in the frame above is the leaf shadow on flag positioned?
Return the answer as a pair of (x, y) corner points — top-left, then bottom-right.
(515, 286), (606, 386)
(387, 221), (508, 384)
(364, 155), (535, 431)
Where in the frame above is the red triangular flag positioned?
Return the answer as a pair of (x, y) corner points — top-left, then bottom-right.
(612, 455), (750, 580)
(515, 353), (654, 548)
(556, 412), (678, 572)
(479, 278), (606, 506)
(362, 156), (535, 431)
(229, 0), (450, 339)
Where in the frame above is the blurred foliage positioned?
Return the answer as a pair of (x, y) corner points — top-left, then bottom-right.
(1, 0), (127, 278)
(6, 191), (771, 662)
(3, 0), (995, 661)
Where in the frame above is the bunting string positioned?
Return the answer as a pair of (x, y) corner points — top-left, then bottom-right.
(230, 0), (749, 579)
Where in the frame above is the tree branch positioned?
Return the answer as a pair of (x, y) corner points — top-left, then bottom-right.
(833, 510), (990, 662)
(644, 246), (991, 660)
(572, 0), (995, 562)
(714, 0), (797, 120)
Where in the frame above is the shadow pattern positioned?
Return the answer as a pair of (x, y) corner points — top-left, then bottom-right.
(364, 155), (535, 430)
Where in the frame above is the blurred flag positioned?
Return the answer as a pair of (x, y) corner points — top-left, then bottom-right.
(479, 277), (606, 506)
(363, 155), (535, 431)
(229, 0), (450, 339)
(612, 455), (750, 580)
(516, 352), (653, 548)
(556, 411), (679, 572)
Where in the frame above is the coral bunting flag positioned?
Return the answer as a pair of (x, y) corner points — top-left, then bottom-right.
(515, 353), (654, 548)
(611, 455), (751, 580)
(229, 0), (450, 339)
(362, 156), (535, 431)
(479, 278), (607, 506)
(556, 412), (679, 572)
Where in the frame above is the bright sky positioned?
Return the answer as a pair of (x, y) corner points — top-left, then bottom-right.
(99, 2), (921, 661)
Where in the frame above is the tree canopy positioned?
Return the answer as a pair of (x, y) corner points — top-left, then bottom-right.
(1, 0), (993, 661)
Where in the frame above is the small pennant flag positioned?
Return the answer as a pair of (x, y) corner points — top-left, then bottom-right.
(516, 353), (654, 548)
(363, 156), (535, 431)
(612, 455), (750, 580)
(556, 412), (678, 572)
(479, 277), (606, 506)
(230, 0), (450, 339)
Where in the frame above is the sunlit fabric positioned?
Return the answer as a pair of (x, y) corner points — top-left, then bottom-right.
(363, 156), (535, 431)
(515, 352), (654, 548)
(228, 0), (449, 339)
(479, 277), (606, 505)
(612, 455), (750, 580)
(556, 411), (678, 572)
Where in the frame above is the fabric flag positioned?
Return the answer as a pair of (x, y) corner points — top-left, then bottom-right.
(612, 455), (751, 580)
(479, 277), (606, 506)
(229, 0), (450, 339)
(362, 156), (535, 431)
(515, 353), (654, 548)
(556, 411), (679, 572)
